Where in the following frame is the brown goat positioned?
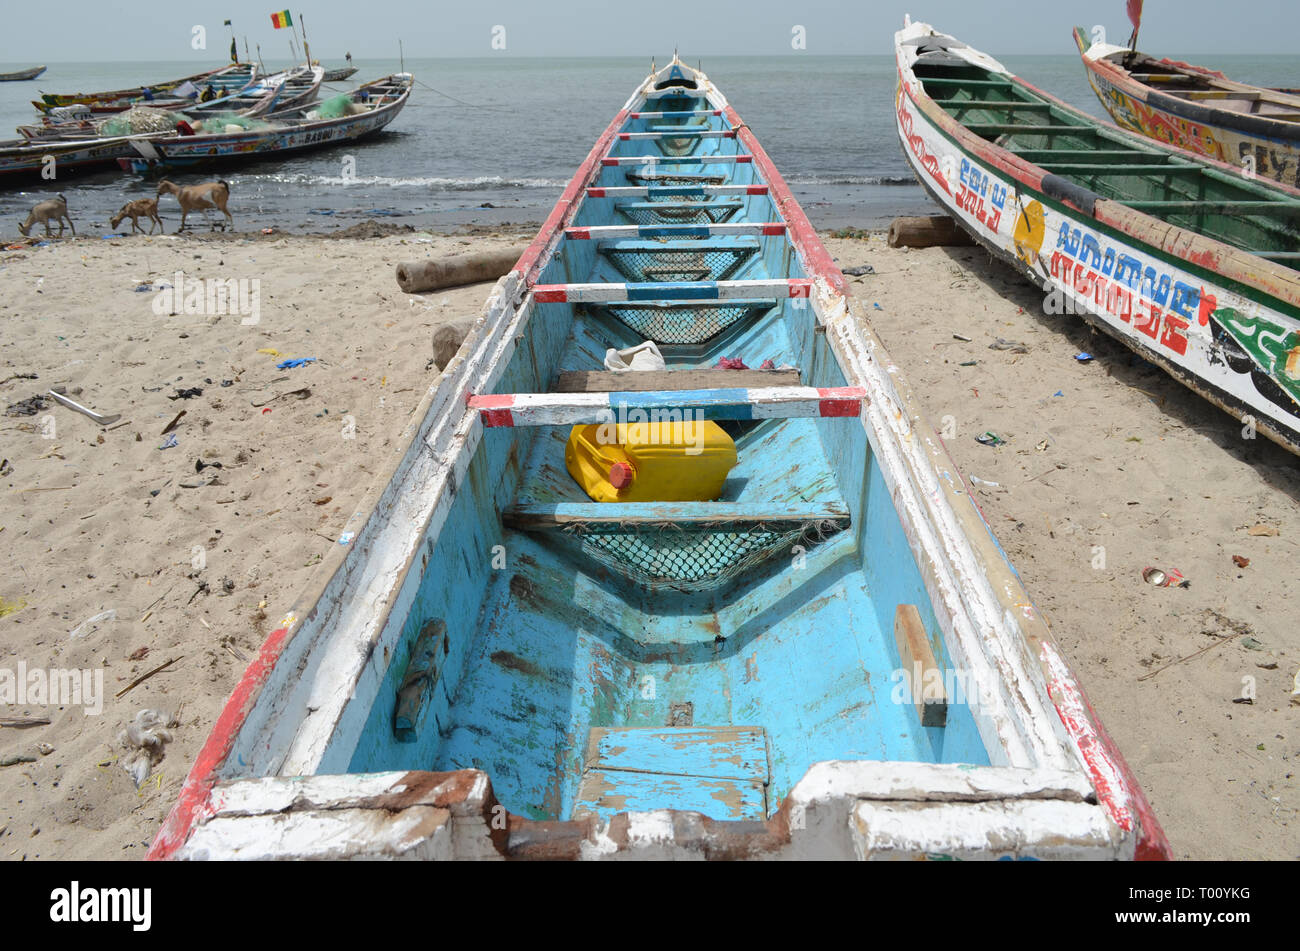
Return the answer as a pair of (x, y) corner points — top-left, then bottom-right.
(110, 197), (165, 235)
(156, 179), (233, 232)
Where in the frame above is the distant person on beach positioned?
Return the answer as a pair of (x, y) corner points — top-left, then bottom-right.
(346, 52), (352, 65)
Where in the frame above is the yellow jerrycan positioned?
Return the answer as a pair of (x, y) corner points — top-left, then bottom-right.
(565, 418), (738, 503)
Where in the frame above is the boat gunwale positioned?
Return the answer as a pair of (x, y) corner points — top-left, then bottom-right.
(149, 54), (1164, 860)
(1076, 30), (1300, 146)
(899, 31), (1300, 322)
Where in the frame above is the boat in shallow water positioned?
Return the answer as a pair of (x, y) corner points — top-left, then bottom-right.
(1075, 27), (1300, 187)
(150, 56), (1169, 861)
(896, 19), (1300, 456)
(118, 73), (410, 173)
(34, 63), (255, 112)
(0, 65), (46, 82)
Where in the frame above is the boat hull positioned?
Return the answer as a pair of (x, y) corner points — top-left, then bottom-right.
(148, 56), (1169, 862)
(1077, 32), (1300, 187)
(120, 75), (410, 172)
(897, 30), (1300, 456)
(0, 66), (46, 82)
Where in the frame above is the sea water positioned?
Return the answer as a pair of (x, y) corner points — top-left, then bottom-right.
(0, 54), (1295, 233)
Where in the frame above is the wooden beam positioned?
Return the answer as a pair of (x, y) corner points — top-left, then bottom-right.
(504, 501), (850, 531)
(555, 369), (800, 393)
(894, 604), (948, 729)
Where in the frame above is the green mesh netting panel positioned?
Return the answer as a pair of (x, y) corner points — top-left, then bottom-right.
(565, 519), (846, 592)
(617, 201), (741, 225)
(586, 300), (772, 345)
(601, 243), (756, 282)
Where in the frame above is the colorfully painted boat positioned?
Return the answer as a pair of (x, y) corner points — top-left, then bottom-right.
(34, 63), (255, 112)
(896, 19), (1300, 456)
(1075, 28), (1300, 186)
(148, 56), (1168, 861)
(0, 65), (46, 82)
(0, 132), (145, 183)
(118, 74), (411, 173)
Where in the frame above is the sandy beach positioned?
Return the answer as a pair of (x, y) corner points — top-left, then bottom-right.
(0, 226), (1294, 860)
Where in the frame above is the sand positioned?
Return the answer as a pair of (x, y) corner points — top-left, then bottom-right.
(0, 227), (1294, 860)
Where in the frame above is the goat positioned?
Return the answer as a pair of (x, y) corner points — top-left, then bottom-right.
(110, 197), (165, 235)
(18, 194), (75, 238)
(156, 179), (233, 232)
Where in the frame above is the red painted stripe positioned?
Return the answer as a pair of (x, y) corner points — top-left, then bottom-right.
(467, 394), (516, 410)
(745, 185), (769, 195)
(726, 106), (845, 297)
(588, 188), (606, 198)
(567, 228), (591, 240)
(601, 158), (616, 166)
(819, 398), (862, 418)
(788, 281), (811, 298)
(534, 287), (568, 303)
(147, 624), (293, 859)
(481, 409), (515, 428)
(619, 133), (630, 140)
(761, 224), (787, 236)
(736, 155), (753, 164)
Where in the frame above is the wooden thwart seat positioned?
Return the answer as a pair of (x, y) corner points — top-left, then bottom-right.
(505, 501), (850, 531)
(555, 368), (800, 392)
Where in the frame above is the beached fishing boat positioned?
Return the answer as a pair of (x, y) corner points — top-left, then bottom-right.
(149, 55), (1168, 861)
(0, 66), (46, 82)
(895, 19), (1300, 456)
(1075, 28), (1300, 186)
(118, 74), (411, 173)
(34, 63), (256, 113)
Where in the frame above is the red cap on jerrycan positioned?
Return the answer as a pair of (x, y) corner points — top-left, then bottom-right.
(608, 461), (635, 489)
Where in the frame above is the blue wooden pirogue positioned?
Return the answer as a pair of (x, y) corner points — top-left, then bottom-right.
(151, 56), (1170, 861)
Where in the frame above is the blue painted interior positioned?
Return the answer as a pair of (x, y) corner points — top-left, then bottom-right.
(343, 81), (991, 820)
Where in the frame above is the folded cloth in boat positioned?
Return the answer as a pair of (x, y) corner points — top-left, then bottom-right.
(604, 341), (666, 372)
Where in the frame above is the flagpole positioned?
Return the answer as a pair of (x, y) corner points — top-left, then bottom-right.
(299, 12), (313, 67)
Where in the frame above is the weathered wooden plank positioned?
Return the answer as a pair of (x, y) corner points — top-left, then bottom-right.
(554, 369), (800, 393)
(504, 501), (850, 531)
(469, 385), (865, 427)
(894, 604), (948, 729)
(575, 771), (766, 821)
(573, 726), (771, 822)
(586, 726), (769, 781)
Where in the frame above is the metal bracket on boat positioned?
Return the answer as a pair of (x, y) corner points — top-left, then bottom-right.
(393, 618), (448, 742)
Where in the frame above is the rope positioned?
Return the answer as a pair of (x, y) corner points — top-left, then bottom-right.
(411, 78), (507, 111)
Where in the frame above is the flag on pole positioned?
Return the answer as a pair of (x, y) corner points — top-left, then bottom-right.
(230, 37), (238, 62)
(1127, 0), (1143, 32)
(270, 9), (293, 29)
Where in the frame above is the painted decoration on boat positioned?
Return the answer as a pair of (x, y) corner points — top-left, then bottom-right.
(895, 34), (1300, 451)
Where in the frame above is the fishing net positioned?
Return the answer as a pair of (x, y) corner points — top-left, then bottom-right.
(563, 517), (846, 592)
(601, 242), (756, 283)
(314, 94), (354, 119)
(627, 171), (726, 193)
(617, 201), (741, 225)
(95, 106), (190, 136)
(190, 112), (275, 132)
(585, 299), (774, 345)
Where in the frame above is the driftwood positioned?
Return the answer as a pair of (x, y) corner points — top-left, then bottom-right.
(396, 246), (527, 294)
(887, 215), (975, 249)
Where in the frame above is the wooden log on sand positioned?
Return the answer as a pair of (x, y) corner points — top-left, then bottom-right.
(396, 246), (529, 294)
(887, 215), (975, 249)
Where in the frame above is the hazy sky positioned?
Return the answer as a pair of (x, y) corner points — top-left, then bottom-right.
(5, 0), (1299, 61)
